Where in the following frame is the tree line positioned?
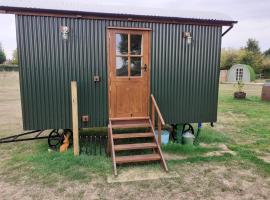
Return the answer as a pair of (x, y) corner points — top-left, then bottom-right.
(221, 38), (270, 74)
(0, 42), (18, 65)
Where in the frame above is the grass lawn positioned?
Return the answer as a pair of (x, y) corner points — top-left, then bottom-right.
(1, 72), (270, 199)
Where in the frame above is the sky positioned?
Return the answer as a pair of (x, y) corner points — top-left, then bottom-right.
(0, 0), (270, 59)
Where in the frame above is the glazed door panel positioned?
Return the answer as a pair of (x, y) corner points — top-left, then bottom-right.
(108, 29), (150, 118)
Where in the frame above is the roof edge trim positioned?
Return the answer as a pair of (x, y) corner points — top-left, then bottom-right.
(0, 6), (238, 26)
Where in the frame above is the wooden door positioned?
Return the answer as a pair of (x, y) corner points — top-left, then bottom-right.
(108, 28), (150, 118)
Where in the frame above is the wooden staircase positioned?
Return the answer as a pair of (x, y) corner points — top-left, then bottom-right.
(107, 95), (168, 176)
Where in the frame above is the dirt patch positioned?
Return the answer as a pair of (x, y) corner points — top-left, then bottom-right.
(201, 143), (237, 157)
(107, 167), (180, 183)
(219, 83), (263, 97)
(259, 153), (270, 164)
(0, 72), (23, 136)
(215, 112), (247, 134)
(163, 152), (187, 160)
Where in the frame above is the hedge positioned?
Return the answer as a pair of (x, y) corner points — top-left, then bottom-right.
(0, 64), (19, 72)
(263, 69), (270, 79)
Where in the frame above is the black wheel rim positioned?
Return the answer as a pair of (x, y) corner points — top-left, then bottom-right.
(48, 129), (62, 149)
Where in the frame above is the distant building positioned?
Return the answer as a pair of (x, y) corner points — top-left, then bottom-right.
(219, 70), (228, 83)
(227, 64), (255, 82)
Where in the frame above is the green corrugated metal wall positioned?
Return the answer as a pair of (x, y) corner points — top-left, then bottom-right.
(15, 15), (222, 130)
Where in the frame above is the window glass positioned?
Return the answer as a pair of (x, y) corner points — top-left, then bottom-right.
(116, 34), (128, 55)
(130, 34), (142, 55)
(130, 57), (142, 76)
(116, 57), (128, 76)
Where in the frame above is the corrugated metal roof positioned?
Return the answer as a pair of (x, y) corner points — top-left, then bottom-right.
(0, 0), (235, 23)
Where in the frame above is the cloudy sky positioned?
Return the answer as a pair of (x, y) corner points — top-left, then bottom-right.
(0, 0), (269, 59)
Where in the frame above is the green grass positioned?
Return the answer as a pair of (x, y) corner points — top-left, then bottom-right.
(217, 87), (270, 176)
(230, 145), (270, 176)
(197, 128), (231, 144)
(1, 83), (270, 187)
(1, 141), (111, 185)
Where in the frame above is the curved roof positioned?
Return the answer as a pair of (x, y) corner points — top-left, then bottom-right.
(0, 0), (237, 26)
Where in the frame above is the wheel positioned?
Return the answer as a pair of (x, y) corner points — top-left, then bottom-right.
(48, 129), (64, 149)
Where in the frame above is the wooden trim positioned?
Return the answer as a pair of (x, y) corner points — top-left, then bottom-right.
(71, 81), (79, 156)
(110, 117), (149, 121)
(107, 27), (152, 31)
(0, 6), (237, 26)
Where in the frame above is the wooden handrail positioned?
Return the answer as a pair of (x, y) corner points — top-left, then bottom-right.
(150, 94), (165, 145)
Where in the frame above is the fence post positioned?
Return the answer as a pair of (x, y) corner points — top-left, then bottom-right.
(71, 81), (79, 156)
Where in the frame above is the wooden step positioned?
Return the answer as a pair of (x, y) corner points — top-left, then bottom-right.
(113, 132), (153, 139)
(114, 142), (157, 151)
(111, 123), (150, 129)
(110, 118), (151, 129)
(115, 154), (161, 164)
(110, 117), (149, 121)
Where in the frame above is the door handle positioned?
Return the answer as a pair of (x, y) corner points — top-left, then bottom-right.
(142, 64), (147, 72)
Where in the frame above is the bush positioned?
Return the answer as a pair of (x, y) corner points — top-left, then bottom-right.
(220, 48), (239, 69)
(238, 50), (263, 73)
(0, 64), (19, 72)
(0, 51), (6, 64)
(263, 69), (270, 79)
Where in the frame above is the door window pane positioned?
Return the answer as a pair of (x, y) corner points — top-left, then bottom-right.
(130, 57), (142, 76)
(116, 57), (128, 76)
(116, 34), (128, 55)
(130, 34), (142, 55)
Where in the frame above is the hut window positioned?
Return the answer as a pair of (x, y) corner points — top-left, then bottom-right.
(236, 68), (243, 81)
(115, 33), (143, 77)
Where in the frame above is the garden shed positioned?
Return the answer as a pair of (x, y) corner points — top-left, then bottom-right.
(0, 1), (237, 174)
(227, 64), (255, 82)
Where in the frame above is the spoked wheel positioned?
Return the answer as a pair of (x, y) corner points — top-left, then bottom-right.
(48, 129), (64, 149)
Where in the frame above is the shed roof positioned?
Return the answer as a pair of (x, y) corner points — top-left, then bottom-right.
(0, 0), (237, 26)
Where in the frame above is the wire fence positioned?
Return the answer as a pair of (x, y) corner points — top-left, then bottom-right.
(79, 135), (108, 156)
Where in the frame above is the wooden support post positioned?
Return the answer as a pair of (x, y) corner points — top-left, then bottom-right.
(71, 81), (79, 156)
(158, 117), (161, 145)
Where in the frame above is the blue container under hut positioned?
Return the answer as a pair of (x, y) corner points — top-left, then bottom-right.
(154, 130), (170, 145)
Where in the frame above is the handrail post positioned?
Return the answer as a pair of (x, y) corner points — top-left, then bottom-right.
(71, 81), (79, 156)
(151, 99), (155, 129)
(151, 94), (165, 146)
(158, 117), (161, 145)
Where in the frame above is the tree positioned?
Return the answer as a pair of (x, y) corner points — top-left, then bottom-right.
(11, 48), (18, 65)
(220, 48), (239, 69)
(264, 48), (270, 57)
(0, 43), (6, 64)
(238, 50), (263, 73)
(244, 38), (260, 53)
(262, 56), (270, 71)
